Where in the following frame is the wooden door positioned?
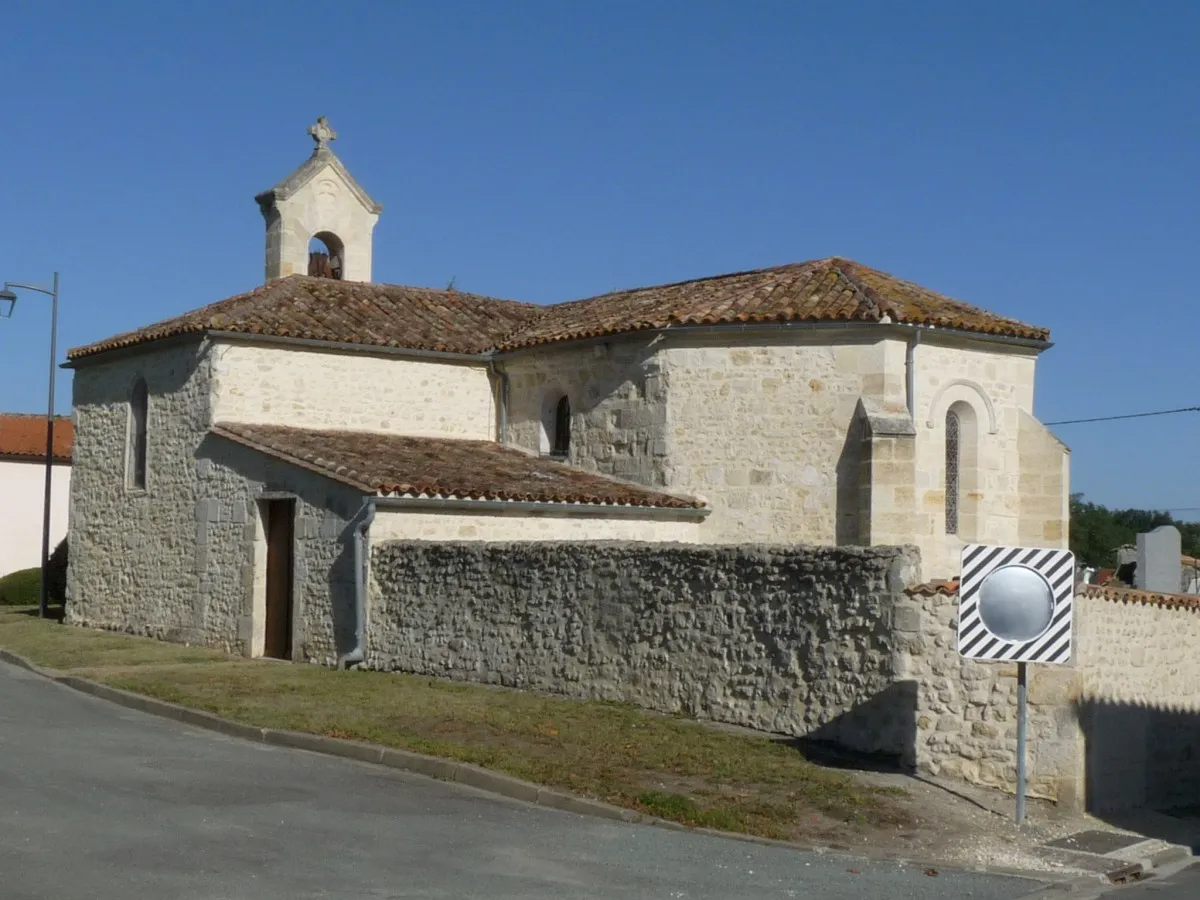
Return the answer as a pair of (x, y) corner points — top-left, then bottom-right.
(263, 499), (295, 660)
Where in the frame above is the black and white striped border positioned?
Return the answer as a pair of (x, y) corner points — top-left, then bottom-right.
(957, 544), (1076, 664)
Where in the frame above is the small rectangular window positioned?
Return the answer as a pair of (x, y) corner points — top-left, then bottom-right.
(129, 379), (148, 490)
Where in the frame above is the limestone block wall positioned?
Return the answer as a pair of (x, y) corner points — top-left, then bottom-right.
(368, 541), (921, 758)
(1074, 588), (1200, 813)
(503, 339), (670, 487)
(371, 507), (702, 543)
(211, 342), (495, 440)
(263, 154), (379, 283)
(1017, 410), (1070, 549)
(660, 333), (903, 545)
(893, 586), (1085, 807)
(911, 339), (1045, 580)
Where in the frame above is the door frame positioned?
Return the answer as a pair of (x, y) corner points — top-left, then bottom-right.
(252, 492), (297, 659)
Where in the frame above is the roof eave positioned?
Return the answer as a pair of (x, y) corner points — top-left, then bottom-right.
(372, 494), (710, 518)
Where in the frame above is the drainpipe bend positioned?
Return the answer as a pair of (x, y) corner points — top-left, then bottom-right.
(338, 496), (376, 670)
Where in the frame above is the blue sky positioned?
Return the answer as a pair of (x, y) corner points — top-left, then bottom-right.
(1, 1), (1196, 516)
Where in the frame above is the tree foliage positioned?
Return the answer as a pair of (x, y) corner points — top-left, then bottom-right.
(1069, 493), (1200, 568)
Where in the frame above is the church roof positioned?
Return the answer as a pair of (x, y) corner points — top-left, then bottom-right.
(67, 257), (1049, 362)
(495, 257), (1049, 350)
(210, 422), (706, 510)
(69, 277), (544, 360)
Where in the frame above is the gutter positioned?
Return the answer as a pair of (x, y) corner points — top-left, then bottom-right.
(337, 497), (376, 670)
(372, 494), (711, 519)
(65, 317), (1052, 369)
(489, 320), (1053, 360)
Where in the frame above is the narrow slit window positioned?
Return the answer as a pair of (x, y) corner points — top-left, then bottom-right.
(945, 409), (960, 534)
(129, 379), (148, 490)
(552, 396), (571, 457)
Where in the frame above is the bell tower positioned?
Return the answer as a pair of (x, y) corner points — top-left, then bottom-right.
(255, 117), (383, 283)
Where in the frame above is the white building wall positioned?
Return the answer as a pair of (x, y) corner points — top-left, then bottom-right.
(0, 460), (71, 576)
(210, 342), (496, 440)
(372, 507), (702, 543)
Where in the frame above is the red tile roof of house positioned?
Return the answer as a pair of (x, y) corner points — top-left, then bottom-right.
(211, 422), (706, 510)
(0, 414), (73, 463)
(67, 258), (1049, 361)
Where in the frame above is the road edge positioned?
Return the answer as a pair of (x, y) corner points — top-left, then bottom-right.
(0, 647), (1096, 892)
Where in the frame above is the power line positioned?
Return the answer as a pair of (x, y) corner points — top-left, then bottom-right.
(1046, 405), (1200, 426)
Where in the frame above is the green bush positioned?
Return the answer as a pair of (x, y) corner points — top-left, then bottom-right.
(47, 537), (67, 604)
(0, 567), (41, 606)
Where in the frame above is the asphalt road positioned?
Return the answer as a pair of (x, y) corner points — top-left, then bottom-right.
(0, 660), (1052, 900)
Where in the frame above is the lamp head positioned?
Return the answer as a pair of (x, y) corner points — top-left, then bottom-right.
(0, 288), (16, 318)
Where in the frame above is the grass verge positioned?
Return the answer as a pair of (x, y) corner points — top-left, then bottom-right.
(0, 607), (908, 843)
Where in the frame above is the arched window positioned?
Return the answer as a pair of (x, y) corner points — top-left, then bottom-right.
(944, 409), (960, 534)
(551, 395), (571, 457)
(308, 231), (344, 279)
(129, 378), (148, 490)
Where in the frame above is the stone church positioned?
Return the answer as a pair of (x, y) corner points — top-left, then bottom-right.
(63, 118), (1069, 665)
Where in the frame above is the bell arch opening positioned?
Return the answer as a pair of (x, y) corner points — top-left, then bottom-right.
(308, 232), (345, 279)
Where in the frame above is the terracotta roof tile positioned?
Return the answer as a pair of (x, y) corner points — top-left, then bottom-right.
(67, 276), (544, 361)
(68, 258), (1049, 362)
(211, 422), (706, 510)
(906, 579), (1200, 614)
(905, 579), (960, 596)
(1081, 583), (1200, 613)
(0, 414), (73, 463)
(496, 257), (1048, 350)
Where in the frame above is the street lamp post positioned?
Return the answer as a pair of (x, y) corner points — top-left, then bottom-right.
(0, 273), (60, 620)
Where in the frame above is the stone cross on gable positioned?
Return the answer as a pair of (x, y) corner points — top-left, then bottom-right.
(308, 116), (337, 149)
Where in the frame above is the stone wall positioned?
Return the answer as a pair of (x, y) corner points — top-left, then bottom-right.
(66, 337), (363, 662)
(67, 340), (219, 642)
(503, 338), (670, 488)
(890, 583), (1200, 814)
(660, 332), (898, 546)
(262, 149), (380, 283)
(910, 338), (1044, 580)
(211, 342), (495, 441)
(368, 541), (921, 759)
(1017, 410), (1070, 549)
(893, 585), (1085, 806)
(1074, 587), (1200, 813)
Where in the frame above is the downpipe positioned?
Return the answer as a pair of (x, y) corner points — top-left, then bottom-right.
(337, 497), (376, 670)
(905, 328), (921, 417)
(486, 353), (510, 444)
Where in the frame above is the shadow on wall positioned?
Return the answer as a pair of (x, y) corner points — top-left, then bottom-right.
(329, 525), (357, 659)
(792, 680), (921, 774)
(834, 414), (866, 547)
(1077, 696), (1200, 849)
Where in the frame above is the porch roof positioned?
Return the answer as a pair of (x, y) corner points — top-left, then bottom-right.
(211, 422), (706, 511)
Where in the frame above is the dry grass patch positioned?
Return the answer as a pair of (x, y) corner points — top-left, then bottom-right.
(0, 608), (909, 843)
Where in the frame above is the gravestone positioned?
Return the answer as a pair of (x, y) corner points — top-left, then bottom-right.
(1135, 525), (1181, 593)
